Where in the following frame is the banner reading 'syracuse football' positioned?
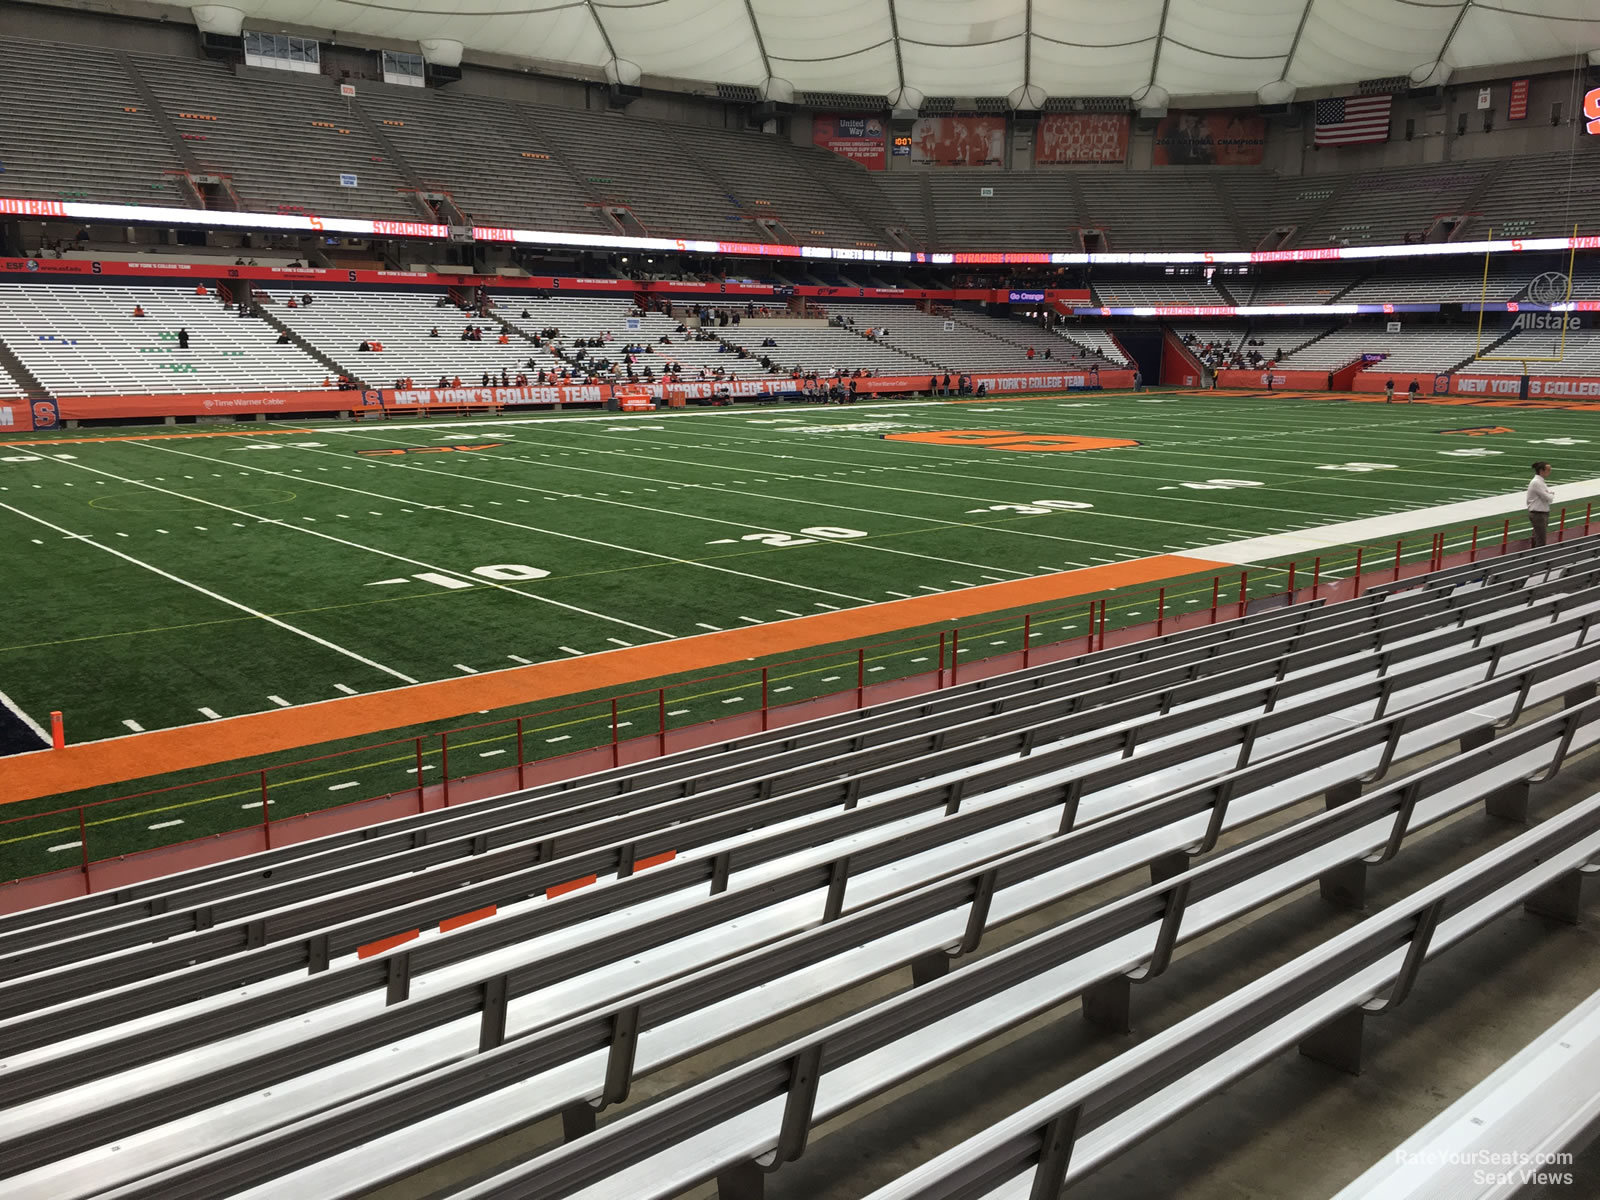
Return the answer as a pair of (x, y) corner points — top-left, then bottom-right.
(811, 114), (887, 171)
(1034, 114), (1129, 164)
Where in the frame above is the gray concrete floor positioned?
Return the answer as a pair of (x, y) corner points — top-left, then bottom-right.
(368, 696), (1600, 1200)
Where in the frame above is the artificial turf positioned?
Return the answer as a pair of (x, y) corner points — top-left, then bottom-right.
(3, 387), (1597, 879)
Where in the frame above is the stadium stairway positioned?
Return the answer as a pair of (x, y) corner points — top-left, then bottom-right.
(254, 304), (358, 386)
(3, 540), (1600, 1197)
(0, 334), (53, 402)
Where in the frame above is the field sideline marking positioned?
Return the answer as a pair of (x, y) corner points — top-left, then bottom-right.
(0, 500), (419, 686)
(1181, 477), (1600, 565)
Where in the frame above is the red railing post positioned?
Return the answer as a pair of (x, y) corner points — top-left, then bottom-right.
(1392, 539), (1402, 580)
(441, 733), (450, 805)
(1286, 560), (1296, 598)
(1210, 576), (1220, 624)
(1236, 571), (1248, 619)
(77, 805), (90, 890)
(1087, 601), (1096, 650)
(515, 716), (525, 788)
(1559, 506), (1567, 538)
(1156, 588), (1165, 635)
(760, 668), (769, 730)
(415, 738), (424, 806)
(1354, 546), (1364, 596)
(1502, 518), (1510, 552)
(1311, 557), (1321, 600)
(1469, 525), (1479, 563)
(1022, 613), (1032, 666)
(658, 688), (668, 753)
(1099, 599), (1108, 650)
(260, 769), (272, 848)
(937, 631), (947, 687)
(610, 698), (620, 768)
(948, 633), (959, 686)
(1586, 502), (1592, 535)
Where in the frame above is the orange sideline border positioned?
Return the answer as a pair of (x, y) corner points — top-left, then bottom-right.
(0, 553), (1227, 805)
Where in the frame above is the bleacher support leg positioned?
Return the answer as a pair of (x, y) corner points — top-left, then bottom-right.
(718, 1161), (764, 1200)
(1522, 870), (1586, 925)
(1081, 975), (1133, 1034)
(1319, 860), (1367, 910)
(911, 951), (951, 986)
(1485, 780), (1531, 824)
(1458, 726), (1497, 754)
(1298, 1008), (1366, 1075)
(163, 415), (176, 425)
(1149, 850), (1189, 885)
(1324, 780), (1361, 809)
(561, 1103), (597, 1141)
(1565, 682), (1598, 709)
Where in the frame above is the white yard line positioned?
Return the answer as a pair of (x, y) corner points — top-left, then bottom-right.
(0, 685), (50, 742)
(0, 501), (419, 684)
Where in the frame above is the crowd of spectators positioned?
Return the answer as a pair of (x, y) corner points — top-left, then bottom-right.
(1182, 332), (1277, 372)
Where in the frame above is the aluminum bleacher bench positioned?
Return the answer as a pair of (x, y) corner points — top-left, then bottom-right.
(1329, 987), (1600, 1200)
(7, 552), (1598, 1023)
(118, 693), (1600, 1200)
(6, 554), (1600, 1196)
(860, 792), (1600, 1200)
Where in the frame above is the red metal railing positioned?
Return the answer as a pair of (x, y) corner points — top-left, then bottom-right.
(1, 507), (1589, 899)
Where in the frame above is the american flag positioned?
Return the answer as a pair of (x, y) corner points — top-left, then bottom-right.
(1314, 95), (1393, 145)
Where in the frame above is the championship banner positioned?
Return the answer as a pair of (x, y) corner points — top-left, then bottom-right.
(812, 114), (887, 171)
(1034, 114), (1129, 164)
(1508, 79), (1529, 121)
(907, 117), (1006, 167)
(1152, 112), (1267, 166)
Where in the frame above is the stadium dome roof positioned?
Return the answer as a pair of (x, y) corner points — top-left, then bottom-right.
(194, 0), (1600, 103)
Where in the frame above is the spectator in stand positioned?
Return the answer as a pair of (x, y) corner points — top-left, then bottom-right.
(438, 375), (450, 387)
(1026, 346), (1035, 360)
(498, 332), (510, 345)
(276, 330), (291, 344)
(177, 328), (190, 349)
(358, 341), (372, 352)
(302, 294), (313, 306)
(430, 327), (440, 338)
(451, 375), (462, 387)
(194, 285), (207, 297)
(1527, 462), (1554, 546)
(481, 372), (491, 387)
(132, 305), (146, 318)
(286, 297), (298, 309)
(499, 368), (510, 387)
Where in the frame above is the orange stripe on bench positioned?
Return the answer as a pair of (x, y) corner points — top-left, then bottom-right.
(439, 905), (498, 933)
(634, 850), (677, 872)
(547, 874), (598, 900)
(357, 929), (419, 959)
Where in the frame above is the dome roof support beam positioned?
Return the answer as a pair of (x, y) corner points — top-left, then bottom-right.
(741, 0), (775, 84)
(886, 0), (907, 98)
(1419, 0), (1474, 86)
(1276, 0), (1317, 90)
(1144, 0), (1173, 101)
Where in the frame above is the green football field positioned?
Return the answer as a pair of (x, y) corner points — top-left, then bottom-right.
(2, 387), (1598, 880)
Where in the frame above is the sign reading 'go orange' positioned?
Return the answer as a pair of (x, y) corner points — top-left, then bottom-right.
(883, 429), (1140, 453)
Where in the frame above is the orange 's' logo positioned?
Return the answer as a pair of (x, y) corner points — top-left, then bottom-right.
(883, 430), (1139, 453)
(1439, 426), (1513, 436)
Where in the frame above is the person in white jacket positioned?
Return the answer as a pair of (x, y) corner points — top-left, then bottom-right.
(1526, 461), (1554, 547)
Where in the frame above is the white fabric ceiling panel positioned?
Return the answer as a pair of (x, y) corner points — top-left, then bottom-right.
(599, 0), (768, 84)
(1029, 0), (1160, 97)
(895, 0), (1027, 95)
(1449, 1), (1600, 71)
(1287, 0), (1461, 88)
(183, 0), (1600, 101)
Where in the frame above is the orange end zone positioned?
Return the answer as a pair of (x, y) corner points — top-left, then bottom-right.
(439, 905), (498, 933)
(0, 553), (1230, 806)
(547, 874), (599, 900)
(357, 929), (419, 959)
